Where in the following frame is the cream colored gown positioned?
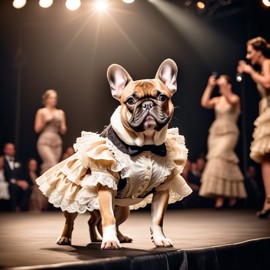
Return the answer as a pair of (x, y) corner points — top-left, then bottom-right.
(36, 124), (192, 214)
(199, 99), (247, 199)
(37, 110), (63, 174)
(250, 84), (270, 163)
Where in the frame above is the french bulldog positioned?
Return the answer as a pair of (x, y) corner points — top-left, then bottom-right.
(48, 59), (190, 249)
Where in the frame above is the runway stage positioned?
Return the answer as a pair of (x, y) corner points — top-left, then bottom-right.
(0, 208), (270, 270)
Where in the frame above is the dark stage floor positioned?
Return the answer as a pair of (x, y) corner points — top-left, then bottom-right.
(0, 208), (269, 270)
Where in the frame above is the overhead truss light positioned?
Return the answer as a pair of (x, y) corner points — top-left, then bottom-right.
(13, 0), (27, 9)
(95, 0), (108, 12)
(39, 0), (53, 8)
(123, 0), (135, 3)
(196, 1), (206, 10)
(262, 0), (270, 7)
(66, 0), (81, 11)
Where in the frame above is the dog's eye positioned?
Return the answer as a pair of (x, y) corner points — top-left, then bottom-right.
(126, 97), (136, 105)
(158, 94), (168, 102)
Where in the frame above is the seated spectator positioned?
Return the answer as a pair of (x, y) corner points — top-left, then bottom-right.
(0, 156), (10, 211)
(183, 156), (213, 208)
(61, 146), (75, 160)
(196, 154), (206, 177)
(26, 158), (49, 212)
(3, 143), (32, 211)
(245, 165), (264, 209)
(181, 159), (191, 181)
(188, 161), (202, 192)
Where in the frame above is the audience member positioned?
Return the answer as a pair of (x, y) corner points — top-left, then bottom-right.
(183, 156), (213, 208)
(245, 165), (264, 209)
(188, 161), (201, 192)
(25, 158), (49, 212)
(3, 143), (32, 211)
(181, 159), (191, 181)
(61, 146), (75, 160)
(0, 156), (10, 210)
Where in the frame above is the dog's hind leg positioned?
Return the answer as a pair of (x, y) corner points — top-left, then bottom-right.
(88, 210), (102, 242)
(115, 206), (133, 243)
(56, 211), (78, 245)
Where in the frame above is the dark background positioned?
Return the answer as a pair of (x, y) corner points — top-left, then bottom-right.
(0, 0), (269, 174)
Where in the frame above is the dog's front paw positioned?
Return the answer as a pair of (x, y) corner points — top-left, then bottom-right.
(56, 236), (71, 246)
(150, 225), (173, 248)
(101, 225), (121, 249)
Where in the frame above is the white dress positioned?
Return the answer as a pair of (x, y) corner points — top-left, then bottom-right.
(250, 84), (270, 163)
(199, 99), (247, 199)
(36, 108), (192, 213)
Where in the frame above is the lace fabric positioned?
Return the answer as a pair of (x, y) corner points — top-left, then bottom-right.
(250, 107), (270, 163)
(36, 128), (192, 213)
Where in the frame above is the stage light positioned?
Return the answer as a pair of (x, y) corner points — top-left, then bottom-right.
(95, 0), (108, 12)
(66, 0), (81, 11)
(184, 0), (192, 6)
(13, 0), (27, 9)
(196, 1), (206, 9)
(262, 0), (270, 7)
(39, 0), (53, 8)
(122, 0), (135, 3)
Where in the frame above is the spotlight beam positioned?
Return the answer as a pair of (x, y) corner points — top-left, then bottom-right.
(149, 0), (237, 68)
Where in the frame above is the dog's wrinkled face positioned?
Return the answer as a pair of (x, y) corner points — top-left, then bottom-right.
(120, 79), (174, 132)
(107, 59), (178, 134)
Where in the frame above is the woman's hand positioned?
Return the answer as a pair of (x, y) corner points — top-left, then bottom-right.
(237, 60), (252, 74)
(207, 75), (216, 87)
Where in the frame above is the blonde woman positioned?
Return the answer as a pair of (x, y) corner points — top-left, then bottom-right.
(237, 37), (270, 218)
(34, 89), (67, 174)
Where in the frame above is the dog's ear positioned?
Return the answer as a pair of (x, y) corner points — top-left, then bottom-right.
(155, 59), (178, 94)
(107, 64), (133, 100)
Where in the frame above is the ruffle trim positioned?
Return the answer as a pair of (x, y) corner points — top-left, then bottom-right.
(206, 151), (239, 163)
(202, 158), (244, 182)
(129, 175), (192, 210)
(36, 128), (189, 212)
(199, 175), (247, 199)
(38, 173), (118, 214)
(49, 189), (99, 214)
(250, 108), (270, 163)
(165, 128), (188, 175)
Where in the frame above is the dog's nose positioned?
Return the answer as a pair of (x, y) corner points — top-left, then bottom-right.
(142, 100), (153, 110)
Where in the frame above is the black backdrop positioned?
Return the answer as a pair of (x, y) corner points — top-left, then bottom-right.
(0, 0), (269, 174)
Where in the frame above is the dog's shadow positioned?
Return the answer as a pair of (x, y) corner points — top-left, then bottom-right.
(42, 242), (176, 262)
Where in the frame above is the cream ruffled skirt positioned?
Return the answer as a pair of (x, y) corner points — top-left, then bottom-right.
(36, 129), (192, 213)
(250, 107), (270, 163)
(199, 129), (247, 199)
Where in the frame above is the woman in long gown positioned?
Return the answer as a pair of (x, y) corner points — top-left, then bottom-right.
(34, 89), (67, 175)
(199, 74), (247, 208)
(237, 36), (270, 218)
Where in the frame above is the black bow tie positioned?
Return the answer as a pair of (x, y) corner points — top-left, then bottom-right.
(127, 144), (167, 157)
(101, 124), (167, 157)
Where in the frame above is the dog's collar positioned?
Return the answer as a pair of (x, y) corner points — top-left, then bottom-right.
(101, 125), (167, 157)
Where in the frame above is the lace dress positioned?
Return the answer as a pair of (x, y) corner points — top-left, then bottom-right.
(199, 100), (247, 199)
(250, 84), (270, 163)
(36, 122), (192, 213)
